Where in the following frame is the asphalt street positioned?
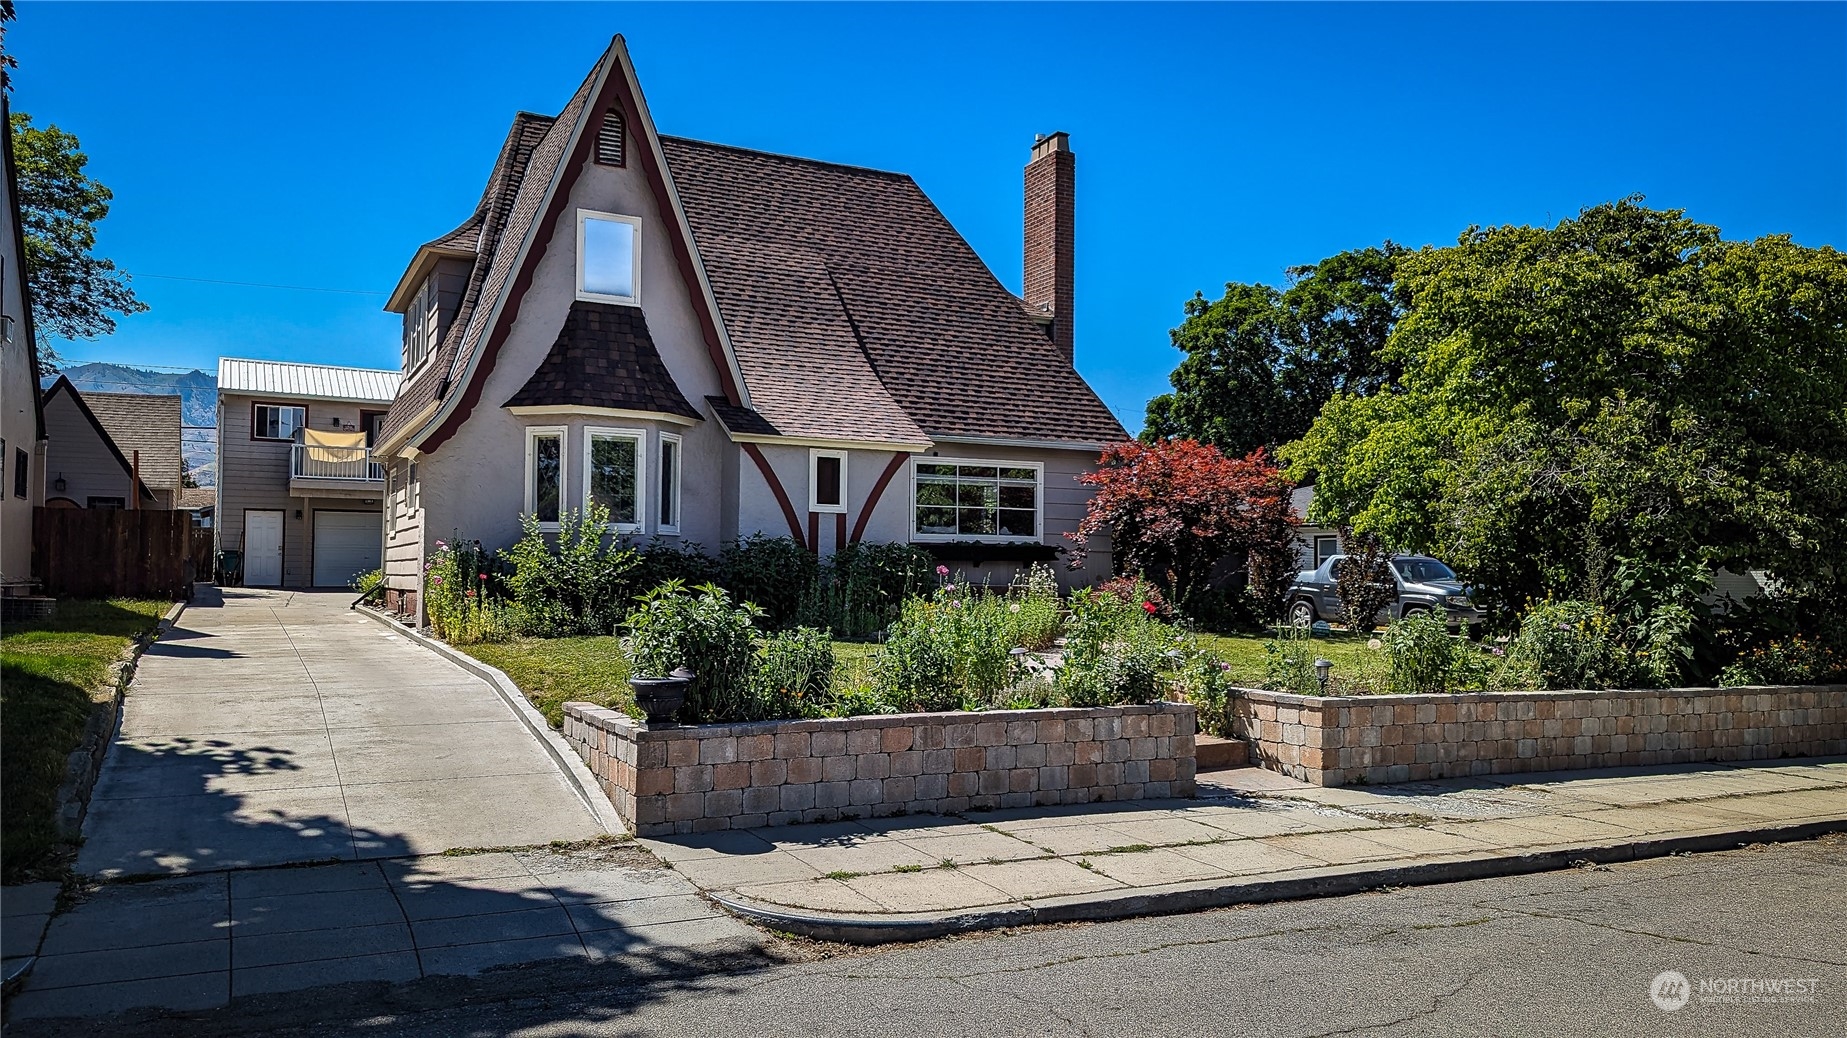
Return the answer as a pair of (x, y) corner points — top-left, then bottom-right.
(10, 834), (1844, 1038)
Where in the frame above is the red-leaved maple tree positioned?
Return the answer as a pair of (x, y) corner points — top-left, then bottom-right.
(1071, 439), (1299, 619)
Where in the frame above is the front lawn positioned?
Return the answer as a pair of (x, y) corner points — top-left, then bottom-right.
(1191, 629), (1383, 687)
(1, 598), (170, 881)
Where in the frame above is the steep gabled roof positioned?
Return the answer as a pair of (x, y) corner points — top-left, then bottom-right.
(42, 377), (156, 501)
(380, 37), (1126, 457)
(660, 137), (1125, 445)
(84, 390), (182, 491)
(378, 110), (562, 445)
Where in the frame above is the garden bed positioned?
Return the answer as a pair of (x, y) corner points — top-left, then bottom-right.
(564, 701), (1198, 836)
(1233, 684), (1847, 787)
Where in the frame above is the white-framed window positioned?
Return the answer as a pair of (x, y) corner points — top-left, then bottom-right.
(809, 449), (847, 514)
(576, 211), (640, 305)
(253, 403), (306, 441)
(584, 427), (645, 532)
(658, 432), (682, 534)
(911, 459), (1042, 541)
(524, 426), (566, 530)
(404, 277), (438, 372)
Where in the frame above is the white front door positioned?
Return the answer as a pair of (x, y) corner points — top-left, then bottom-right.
(245, 510), (284, 586)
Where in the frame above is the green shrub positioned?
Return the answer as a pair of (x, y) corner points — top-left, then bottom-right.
(1718, 634), (1846, 686)
(1056, 588), (1172, 707)
(871, 584), (1017, 712)
(719, 535), (817, 630)
(506, 506), (640, 638)
(623, 581), (764, 723)
(1262, 623), (1326, 696)
(631, 538), (720, 593)
(798, 541), (937, 640)
(1003, 564), (1065, 651)
(1502, 598), (1688, 690)
(753, 627), (834, 714)
(1170, 649), (1237, 736)
(349, 568), (385, 596)
(1380, 611), (1491, 695)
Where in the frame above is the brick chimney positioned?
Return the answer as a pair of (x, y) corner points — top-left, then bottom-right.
(1024, 131), (1075, 364)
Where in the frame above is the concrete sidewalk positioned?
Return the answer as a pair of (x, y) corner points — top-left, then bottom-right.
(5, 842), (762, 1022)
(645, 756), (1847, 942)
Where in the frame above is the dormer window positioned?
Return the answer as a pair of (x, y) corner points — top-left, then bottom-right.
(404, 277), (437, 371)
(596, 110), (626, 167)
(577, 211), (640, 305)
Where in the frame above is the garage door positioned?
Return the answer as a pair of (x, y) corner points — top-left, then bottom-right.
(312, 511), (381, 588)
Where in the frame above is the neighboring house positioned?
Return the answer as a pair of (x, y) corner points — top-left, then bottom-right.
(216, 358), (402, 587)
(1291, 485), (1341, 571)
(40, 377), (175, 510)
(375, 36), (1125, 619)
(0, 91), (46, 594)
(178, 486), (215, 528)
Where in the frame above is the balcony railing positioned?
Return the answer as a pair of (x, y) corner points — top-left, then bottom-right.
(292, 442), (383, 482)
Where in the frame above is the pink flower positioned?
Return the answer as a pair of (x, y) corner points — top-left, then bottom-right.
(944, 583), (956, 592)
(936, 565), (949, 577)
(431, 575), (443, 585)
(436, 540), (448, 549)
(951, 600), (962, 608)
(1142, 601), (1157, 615)
(478, 573), (488, 581)
(465, 590), (476, 598)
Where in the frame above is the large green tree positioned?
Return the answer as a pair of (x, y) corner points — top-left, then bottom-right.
(10, 111), (147, 369)
(1285, 199), (1847, 617)
(1143, 244), (1403, 453)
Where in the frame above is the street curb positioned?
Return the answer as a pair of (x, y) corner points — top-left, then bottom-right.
(352, 605), (625, 836)
(710, 816), (1847, 944)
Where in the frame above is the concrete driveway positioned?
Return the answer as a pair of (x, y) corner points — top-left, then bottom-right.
(79, 588), (606, 877)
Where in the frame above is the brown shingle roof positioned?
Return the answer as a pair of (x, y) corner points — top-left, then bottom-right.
(379, 110), (561, 444)
(178, 486), (215, 511)
(83, 391), (183, 490)
(383, 43), (1126, 454)
(660, 137), (1126, 445)
(503, 302), (700, 419)
(704, 395), (780, 437)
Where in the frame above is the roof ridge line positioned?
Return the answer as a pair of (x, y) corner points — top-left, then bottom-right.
(660, 134), (912, 180)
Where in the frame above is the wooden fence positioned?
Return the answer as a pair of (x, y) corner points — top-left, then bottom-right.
(191, 527), (216, 582)
(34, 507), (194, 600)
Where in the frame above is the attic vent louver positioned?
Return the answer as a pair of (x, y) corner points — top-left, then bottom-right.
(596, 110), (625, 167)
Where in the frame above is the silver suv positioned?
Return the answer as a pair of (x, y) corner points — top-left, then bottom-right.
(1284, 554), (1482, 629)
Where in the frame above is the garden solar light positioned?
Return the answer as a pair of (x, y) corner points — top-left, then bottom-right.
(1314, 658), (1333, 692)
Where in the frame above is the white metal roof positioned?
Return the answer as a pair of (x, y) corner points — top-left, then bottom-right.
(218, 357), (402, 404)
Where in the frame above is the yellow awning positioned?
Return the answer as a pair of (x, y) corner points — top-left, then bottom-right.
(303, 428), (366, 463)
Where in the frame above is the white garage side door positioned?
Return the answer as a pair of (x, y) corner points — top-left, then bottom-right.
(312, 511), (381, 588)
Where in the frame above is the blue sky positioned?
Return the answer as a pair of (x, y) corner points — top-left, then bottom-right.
(14, 2), (1845, 433)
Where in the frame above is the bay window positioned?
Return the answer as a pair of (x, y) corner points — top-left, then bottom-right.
(658, 433), (681, 533)
(585, 427), (644, 531)
(524, 426), (564, 528)
(912, 460), (1041, 541)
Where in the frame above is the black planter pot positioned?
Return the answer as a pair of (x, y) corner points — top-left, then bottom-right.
(629, 667), (693, 724)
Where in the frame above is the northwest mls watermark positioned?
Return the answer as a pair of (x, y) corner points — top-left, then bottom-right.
(1650, 970), (1821, 1011)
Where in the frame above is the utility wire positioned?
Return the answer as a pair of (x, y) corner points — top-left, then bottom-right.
(126, 272), (388, 296)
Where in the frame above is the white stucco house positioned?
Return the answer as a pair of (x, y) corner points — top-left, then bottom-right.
(374, 36), (1125, 621)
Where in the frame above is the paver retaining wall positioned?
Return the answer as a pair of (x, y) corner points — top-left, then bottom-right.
(562, 702), (1198, 836)
(1234, 685), (1847, 787)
